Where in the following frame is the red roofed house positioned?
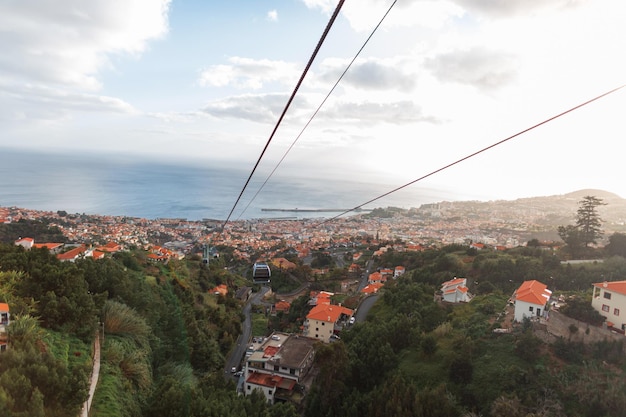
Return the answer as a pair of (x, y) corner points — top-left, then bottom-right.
(0, 303), (10, 352)
(441, 277), (471, 303)
(394, 266), (406, 278)
(244, 332), (316, 404)
(14, 237), (34, 249)
(210, 284), (228, 296)
(512, 280), (552, 322)
(33, 242), (64, 253)
(97, 242), (122, 253)
(591, 280), (626, 332)
(57, 245), (88, 262)
(304, 303), (353, 343)
(274, 300), (291, 314)
(361, 282), (384, 295)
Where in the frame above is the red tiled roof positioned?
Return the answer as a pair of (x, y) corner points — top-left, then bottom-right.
(593, 280), (626, 296)
(33, 242), (63, 250)
(307, 304), (353, 323)
(0, 303), (9, 312)
(514, 280), (551, 306)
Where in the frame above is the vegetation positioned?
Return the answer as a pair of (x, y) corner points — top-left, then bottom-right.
(3, 207), (626, 416)
(558, 195), (606, 258)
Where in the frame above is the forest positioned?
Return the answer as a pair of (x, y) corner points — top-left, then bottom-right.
(1, 216), (626, 416)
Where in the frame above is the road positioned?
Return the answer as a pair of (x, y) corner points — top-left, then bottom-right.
(80, 330), (101, 417)
(224, 286), (269, 380)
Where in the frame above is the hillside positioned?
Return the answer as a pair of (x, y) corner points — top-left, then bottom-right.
(412, 189), (626, 239)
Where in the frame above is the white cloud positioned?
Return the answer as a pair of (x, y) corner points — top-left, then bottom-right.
(267, 9), (279, 22)
(0, 0), (171, 90)
(198, 57), (302, 90)
(424, 48), (519, 91)
(200, 93), (297, 123)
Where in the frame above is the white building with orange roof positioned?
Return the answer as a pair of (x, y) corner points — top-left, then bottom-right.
(0, 302), (9, 352)
(243, 331), (316, 404)
(441, 277), (471, 303)
(512, 280), (552, 322)
(394, 266), (406, 278)
(591, 280), (626, 332)
(304, 303), (353, 343)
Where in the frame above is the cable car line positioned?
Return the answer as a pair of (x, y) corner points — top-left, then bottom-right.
(320, 83), (626, 224)
(221, 0), (346, 230)
(235, 0), (399, 220)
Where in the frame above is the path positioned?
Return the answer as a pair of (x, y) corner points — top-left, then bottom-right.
(80, 331), (101, 417)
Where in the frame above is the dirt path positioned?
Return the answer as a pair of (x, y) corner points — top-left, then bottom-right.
(80, 331), (101, 417)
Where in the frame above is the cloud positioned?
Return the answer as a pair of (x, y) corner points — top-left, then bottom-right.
(0, 82), (136, 122)
(200, 93), (295, 123)
(198, 57), (301, 90)
(320, 100), (438, 125)
(267, 9), (278, 22)
(452, 0), (587, 18)
(424, 48), (519, 91)
(0, 0), (171, 90)
(319, 58), (416, 91)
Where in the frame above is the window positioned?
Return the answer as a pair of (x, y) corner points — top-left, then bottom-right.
(614, 308), (620, 316)
(529, 306), (534, 312)
(274, 365), (279, 371)
(604, 292), (612, 300)
(322, 322), (325, 326)
(602, 304), (610, 312)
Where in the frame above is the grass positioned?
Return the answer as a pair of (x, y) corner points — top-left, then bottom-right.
(44, 329), (92, 370)
(251, 312), (269, 337)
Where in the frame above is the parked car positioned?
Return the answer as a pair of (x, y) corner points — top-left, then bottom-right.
(349, 317), (356, 325)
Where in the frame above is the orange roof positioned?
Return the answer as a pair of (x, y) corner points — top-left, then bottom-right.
(0, 303), (9, 312)
(275, 300), (291, 312)
(514, 280), (551, 306)
(33, 242), (63, 250)
(593, 280), (626, 296)
(361, 283), (384, 294)
(307, 304), (353, 323)
(57, 245), (86, 260)
(246, 372), (296, 390)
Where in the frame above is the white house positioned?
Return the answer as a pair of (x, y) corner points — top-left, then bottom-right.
(512, 280), (552, 322)
(591, 280), (626, 332)
(0, 303), (10, 352)
(441, 277), (471, 303)
(244, 332), (316, 404)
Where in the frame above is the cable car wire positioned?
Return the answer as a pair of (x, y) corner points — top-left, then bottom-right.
(236, 0), (399, 220)
(221, 0), (346, 229)
(320, 83), (626, 224)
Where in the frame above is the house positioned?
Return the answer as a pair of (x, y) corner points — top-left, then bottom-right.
(591, 280), (626, 332)
(274, 300), (291, 314)
(304, 303), (353, 343)
(361, 282), (384, 294)
(33, 242), (64, 253)
(441, 277), (471, 303)
(97, 242), (122, 253)
(57, 245), (88, 262)
(210, 284), (228, 296)
(243, 332), (316, 404)
(394, 266), (405, 278)
(0, 303), (9, 352)
(512, 280), (552, 322)
(270, 257), (296, 271)
(14, 237), (34, 249)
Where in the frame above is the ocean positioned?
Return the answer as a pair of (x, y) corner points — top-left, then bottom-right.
(0, 149), (444, 221)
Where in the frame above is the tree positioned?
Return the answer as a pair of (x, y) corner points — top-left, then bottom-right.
(605, 233), (626, 257)
(576, 196), (606, 247)
(558, 196), (605, 257)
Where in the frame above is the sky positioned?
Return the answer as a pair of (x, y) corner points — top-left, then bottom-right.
(2, 0), (626, 209)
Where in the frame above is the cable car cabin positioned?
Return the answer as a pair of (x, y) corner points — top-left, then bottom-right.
(252, 262), (271, 284)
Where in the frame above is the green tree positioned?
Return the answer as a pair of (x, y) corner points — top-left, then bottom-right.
(605, 233), (626, 257)
(558, 196), (605, 257)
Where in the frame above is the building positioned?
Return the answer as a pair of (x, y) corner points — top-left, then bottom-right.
(512, 280), (552, 322)
(304, 303), (353, 343)
(244, 332), (316, 405)
(441, 277), (471, 303)
(0, 303), (9, 352)
(591, 280), (626, 332)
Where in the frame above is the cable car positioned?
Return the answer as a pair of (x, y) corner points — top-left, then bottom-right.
(252, 262), (271, 284)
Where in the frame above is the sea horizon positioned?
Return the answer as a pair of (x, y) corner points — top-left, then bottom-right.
(0, 148), (450, 221)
